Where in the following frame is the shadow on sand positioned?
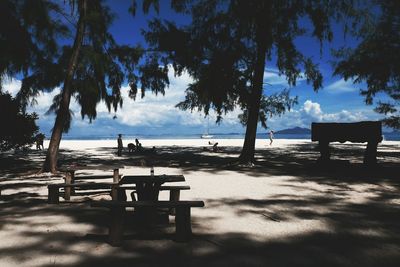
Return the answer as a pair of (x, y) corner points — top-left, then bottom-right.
(0, 142), (399, 266)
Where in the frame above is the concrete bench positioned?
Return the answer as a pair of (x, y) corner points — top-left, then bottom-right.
(91, 200), (205, 246)
(311, 121), (383, 165)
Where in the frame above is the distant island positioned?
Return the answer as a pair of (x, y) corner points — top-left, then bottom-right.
(275, 127), (311, 134)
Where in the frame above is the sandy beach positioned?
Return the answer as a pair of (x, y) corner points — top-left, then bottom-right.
(1, 138), (399, 267)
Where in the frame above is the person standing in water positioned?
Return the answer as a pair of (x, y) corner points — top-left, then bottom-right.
(269, 130), (274, 145)
(117, 134), (123, 156)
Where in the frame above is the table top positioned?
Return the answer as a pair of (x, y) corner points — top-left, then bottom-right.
(119, 174), (185, 184)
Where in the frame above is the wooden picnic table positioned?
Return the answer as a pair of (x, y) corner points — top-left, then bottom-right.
(118, 174), (186, 224)
(119, 175), (185, 201)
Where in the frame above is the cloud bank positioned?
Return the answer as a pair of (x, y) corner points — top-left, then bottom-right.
(2, 71), (379, 136)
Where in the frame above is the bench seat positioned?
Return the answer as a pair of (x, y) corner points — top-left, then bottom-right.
(47, 182), (119, 203)
(91, 200), (205, 246)
(48, 183), (191, 204)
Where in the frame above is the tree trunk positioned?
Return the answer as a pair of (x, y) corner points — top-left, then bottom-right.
(42, 0), (87, 173)
(238, 13), (269, 164)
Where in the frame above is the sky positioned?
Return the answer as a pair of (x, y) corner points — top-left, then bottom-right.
(3, 1), (386, 138)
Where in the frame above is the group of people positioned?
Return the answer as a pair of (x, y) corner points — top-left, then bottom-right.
(117, 130), (274, 156)
(117, 134), (144, 156)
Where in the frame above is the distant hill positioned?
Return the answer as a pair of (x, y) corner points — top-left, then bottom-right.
(275, 127), (311, 134)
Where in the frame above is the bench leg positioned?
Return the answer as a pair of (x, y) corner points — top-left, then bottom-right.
(48, 187), (59, 204)
(117, 187), (127, 201)
(109, 207), (125, 247)
(364, 141), (378, 165)
(64, 172), (74, 200)
(113, 169), (120, 183)
(175, 207), (192, 242)
(110, 185), (118, 201)
(169, 189), (180, 215)
(318, 141), (330, 162)
(130, 191), (137, 201)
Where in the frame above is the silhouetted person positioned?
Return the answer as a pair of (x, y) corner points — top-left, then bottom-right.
(135, 138), (140, 147)
(35, 133), (45, 150)
(212, 142), (219, 152)
(127, 143), (135, 153)
(117, 134), (123, 156)
(269, 130), (274, 145)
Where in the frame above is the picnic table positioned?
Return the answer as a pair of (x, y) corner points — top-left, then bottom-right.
(118, 174), (186, 224)
(119, 174), (185, 201)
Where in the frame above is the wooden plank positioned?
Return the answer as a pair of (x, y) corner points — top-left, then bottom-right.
(161, 185), (190, 191)
(73, 175), (122, 180)
(50, 182), (118, 188)
(91, 200), (205, 208)
(311, 121), (382, 143)
(120, 175), (185, 184)
(117, 185), (190, 191)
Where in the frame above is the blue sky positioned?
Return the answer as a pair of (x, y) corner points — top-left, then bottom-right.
(3, 1), (386, 137)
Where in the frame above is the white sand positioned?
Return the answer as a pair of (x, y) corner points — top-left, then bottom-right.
(0, 139), (399, 266)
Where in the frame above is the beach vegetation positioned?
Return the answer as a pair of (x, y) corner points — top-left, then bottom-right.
(141, 0), (359, 164)
(334, 0), (400, 129)
(0, 92), (38, 151)
(5, 0), (158, 173)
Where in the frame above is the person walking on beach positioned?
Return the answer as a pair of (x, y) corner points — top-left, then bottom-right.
(269, 130), (274, 145)
(117, 134), (123, 156)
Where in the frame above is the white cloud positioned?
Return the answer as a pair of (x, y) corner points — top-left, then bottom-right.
(2, 78), (21, 96)
(325, 78), (359, 93)
(263, 68), (306, 86)
(3, 73), (380, 136)
(268, 99), (379, 131)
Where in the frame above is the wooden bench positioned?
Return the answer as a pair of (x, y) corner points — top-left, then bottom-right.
(120, 185), (191, 215)
(47, 182), (119, 204)
(311, 121), (383, 165)
(48, 183), (191, 205)
(119, 185), (190, 199)
(62, 169), (122, 196)
(91, 200), (205, 246)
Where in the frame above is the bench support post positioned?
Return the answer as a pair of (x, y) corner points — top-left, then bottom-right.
(109, 207), (125, 246)
(169, 189), (180, 215)
(318, 141), (330, 162)
(110, 185), (119, 201)
(175, 207), (192, 242)
(113, 169), (120, 183)
(64, 171), (74, 200)
(364, 141), (378, 165)
(48, 186), (59, 204)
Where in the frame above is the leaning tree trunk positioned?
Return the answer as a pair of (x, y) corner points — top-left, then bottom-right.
(238, 15), (268, 164)
(42, 0), (87, 173)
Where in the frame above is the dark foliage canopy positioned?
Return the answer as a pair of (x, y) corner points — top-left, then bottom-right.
(0, 92), (38, 151)
(15, 0), (148, 132)
(142, 0), (356, 126)
(334, 0), (400, 129)
(0, 0), (67, 91)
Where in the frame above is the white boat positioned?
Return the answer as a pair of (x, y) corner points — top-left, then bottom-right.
(201, 134), (213, 139)
(201, 117), (213, 139)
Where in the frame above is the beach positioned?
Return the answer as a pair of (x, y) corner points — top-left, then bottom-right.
(1, 138), (399, 267)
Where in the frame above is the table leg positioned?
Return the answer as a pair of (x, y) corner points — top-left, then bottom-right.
(109, 206), (125, 247)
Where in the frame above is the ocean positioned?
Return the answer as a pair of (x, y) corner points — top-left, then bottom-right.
(60, 133), (400, 141)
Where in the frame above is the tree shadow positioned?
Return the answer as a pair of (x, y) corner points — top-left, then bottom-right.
(0, 141), (399, 266)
